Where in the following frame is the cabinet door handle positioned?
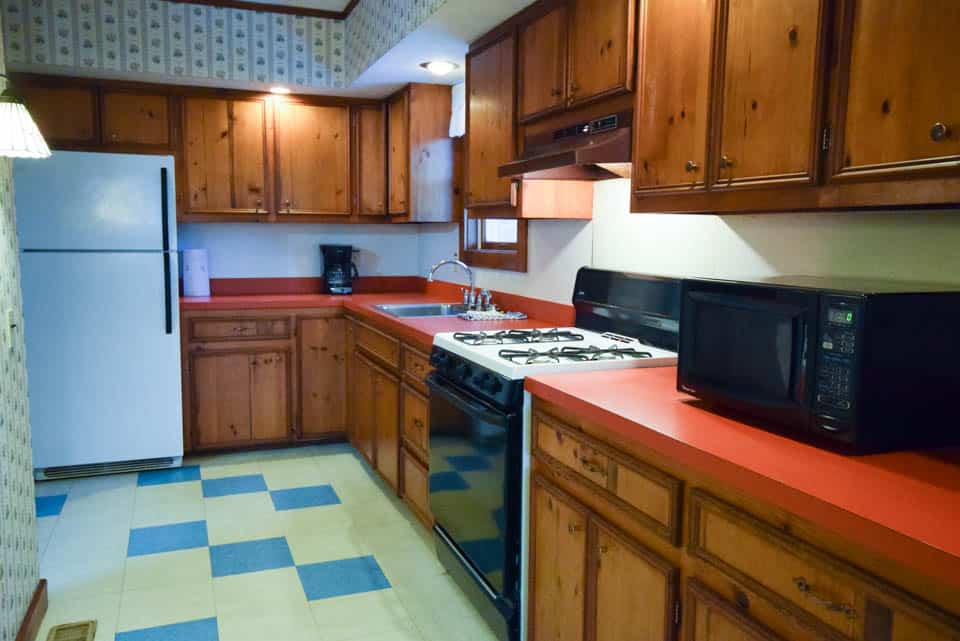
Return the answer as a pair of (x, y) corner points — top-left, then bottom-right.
(579, 456), (606, 476)
(685, 160), (699, 173)
(283, 199), (292, 213)
(792, 577), (857, 620)
(567, 522), (583, 534)
(254, 198), (262, 214)
(413, 418), (424, 429)
(930, 122), (951, 142)
(719, 155), (734, 170)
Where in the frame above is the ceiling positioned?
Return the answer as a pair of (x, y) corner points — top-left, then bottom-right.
(349, 0), (536, 96)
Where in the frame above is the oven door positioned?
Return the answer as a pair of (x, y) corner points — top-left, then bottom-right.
(426, 374), (521, 608)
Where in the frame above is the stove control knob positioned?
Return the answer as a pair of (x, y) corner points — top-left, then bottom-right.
(487, 377), (503, 394)
(454, 363), (470, 379)
(430, 351), (447, 367)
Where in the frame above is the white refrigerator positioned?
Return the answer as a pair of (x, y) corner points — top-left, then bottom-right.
(15, 151), (184, 478)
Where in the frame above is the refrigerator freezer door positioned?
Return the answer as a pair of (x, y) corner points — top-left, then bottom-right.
(14, 151), (176, 251)
(21, 251), (183, 469)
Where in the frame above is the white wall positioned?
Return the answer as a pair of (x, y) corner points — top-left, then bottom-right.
(417, 179), (960, 304)
(178, 223), (424, 279)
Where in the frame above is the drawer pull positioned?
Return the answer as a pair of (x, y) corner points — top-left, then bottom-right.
(793, 577), (857, 620)
(233, 326), (250, 333)
(579, 456), (606, 476)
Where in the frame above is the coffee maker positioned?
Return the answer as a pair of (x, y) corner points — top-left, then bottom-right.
(321, 245), (359, 294)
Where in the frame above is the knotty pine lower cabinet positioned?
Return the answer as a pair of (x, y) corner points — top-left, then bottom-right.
(190, 349), (291, 448)
(529, 474), (679, 641)
(299, 317), (347, 437)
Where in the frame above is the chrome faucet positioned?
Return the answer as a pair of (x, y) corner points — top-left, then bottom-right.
(427, 258), (477, 309)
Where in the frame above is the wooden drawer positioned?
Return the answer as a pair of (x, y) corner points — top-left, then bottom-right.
(401, 446), (431, 527)
(402, 344), (433, 390)
(688, 490), (960, 641)
(401, 384), (429, 460)
(189, 317), (291, 342)
(355, 320), (400, 369)
(533, 411), (682, 544)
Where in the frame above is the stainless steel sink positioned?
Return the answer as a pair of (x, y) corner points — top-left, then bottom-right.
(375, 303), (469, 318)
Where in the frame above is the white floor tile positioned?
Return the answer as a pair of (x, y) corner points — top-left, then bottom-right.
(199, 460), (263, 480)
(36, 516), (58, 557)
(34, 478), (75, 497)
(286, 527), (370, 566)
(218, 611), (322, 641)
(213, 567), (311, 621)
(204, 492), (284, 545)
(308, 589), (416, 641)
(260, 458), (329, 490)
(274, 504), (355, 538)
(132, 481), (205, 527)
(42, 544), (127, 600)
(37, 592), (121, 641)
(117, 581), (216, 632)
(123, 547), (212, 591)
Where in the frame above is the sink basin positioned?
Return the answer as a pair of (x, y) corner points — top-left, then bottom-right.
(375, 303), (469, 318)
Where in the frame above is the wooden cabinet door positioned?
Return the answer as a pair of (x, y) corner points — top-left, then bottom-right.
(183, 98), (268, 215)
(466, 34), (517, 209)
(250, 351), (290, 442)
(530, 477), (588, 641)
(275, 102), (350, 215)
(518, 4), (568, 122)
(830, 0), (960, 181)
(711, 0), (828, 189)
(591, 520), (678, 641)
(355, 105), (386, 216)
(101, 91), (170, 147)
(373, 366), (401, 491)
(387, 90), (409, 215)
(300, 317), (347, 437)
(20, 86), (98, 147)
(352, 353), (376, 464)
(632, 0), (715, 194)
(685, 580), (808, 641)
(566, 0), (636, 108)
(191, 352), (252, 447)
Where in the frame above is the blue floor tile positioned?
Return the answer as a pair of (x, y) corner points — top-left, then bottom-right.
(209, 537), (294, 578)
(430, 471), (469, 492)
(269, 485), (340, 511)
(446, 455), (492, 472)
(201, 474), (267, 498)
(35, 494), (67, 518)
(297, 555), (390, 601)
(460, 538), (504, 573)
(138, 465), (201, 487)
(128, 521), (209, 557)
(116, 617), (219, 641)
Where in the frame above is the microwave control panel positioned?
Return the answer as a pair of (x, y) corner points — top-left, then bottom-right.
(814, 296), (863, 431)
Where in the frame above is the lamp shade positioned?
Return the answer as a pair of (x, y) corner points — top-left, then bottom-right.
(0, 97), (51, 159)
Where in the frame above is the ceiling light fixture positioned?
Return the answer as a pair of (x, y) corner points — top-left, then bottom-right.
(269, 86), (291, 95)
(420, 61), (459, 76)
(0, 74), (50, 159)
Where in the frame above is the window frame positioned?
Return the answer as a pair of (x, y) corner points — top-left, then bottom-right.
(460, 213), (528, 272)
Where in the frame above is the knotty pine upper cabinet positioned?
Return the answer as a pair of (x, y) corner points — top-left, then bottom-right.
(20, 86), (98, 147)
(828, 0), (960, 183)
(387, 90), (409, 215)
(182, 97), (269, 216)
(466, 33), (517, 210)
(632, 0), (715, 194)
(274, 102), (351, 216)
(353, 104), (387, 216)
(100, 90), (171, 148)
(710, 0), (830, 190)
(518, 3), (568, 122)
(566, 0), (636, 109)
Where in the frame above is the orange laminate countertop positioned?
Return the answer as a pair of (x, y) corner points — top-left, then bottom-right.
(526, 366), (960, 590)
(180, 292), (558, 351)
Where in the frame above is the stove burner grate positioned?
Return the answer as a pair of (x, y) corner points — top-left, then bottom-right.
(453, 328), (585, 346)
(498, 345), (653, 365)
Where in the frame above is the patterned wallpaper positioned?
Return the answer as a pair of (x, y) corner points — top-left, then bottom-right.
(0, 37), (39, 641)
(0, 0), (449, 90)
(344, 0), (445, 83)
(2, 0), (347, 88)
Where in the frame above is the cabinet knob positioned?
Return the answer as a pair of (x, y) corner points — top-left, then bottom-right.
(567, 522), (582, 534)
(109, 133), (119, 142)
(684, 160), (699, 173)
(569, 81), (580, 94)
(283, 199), (292, 212)
(719, 154), (735, 169)
(930, 122), (951, 142)
(550, 88), (562, 97)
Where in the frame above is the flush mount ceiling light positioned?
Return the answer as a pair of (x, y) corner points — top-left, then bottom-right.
(0, 74), (51, 159)
(420, 61), (459, 76)
(269, 86), (291, 95)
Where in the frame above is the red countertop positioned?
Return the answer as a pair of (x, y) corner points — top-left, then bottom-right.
(180, 291), (560, 351)
(526, 366), (960, 591)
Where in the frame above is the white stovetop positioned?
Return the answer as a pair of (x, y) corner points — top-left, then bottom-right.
(433, 327), (678, 380)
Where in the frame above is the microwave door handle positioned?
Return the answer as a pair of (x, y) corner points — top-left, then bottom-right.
(794, 319), (809, 403)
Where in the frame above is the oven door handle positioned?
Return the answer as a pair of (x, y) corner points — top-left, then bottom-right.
(427, 374), (516, 426)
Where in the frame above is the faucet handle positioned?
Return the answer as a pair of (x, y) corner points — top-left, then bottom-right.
(480, 289), (493, 311)
(461, 288), (471, 307)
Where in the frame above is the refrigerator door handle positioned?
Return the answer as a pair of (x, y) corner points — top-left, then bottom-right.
(160, 168), (172, 335)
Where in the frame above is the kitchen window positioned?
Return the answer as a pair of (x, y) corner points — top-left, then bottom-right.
(461, 212), (528, 272)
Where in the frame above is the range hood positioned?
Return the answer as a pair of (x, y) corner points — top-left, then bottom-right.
(499, 111), (632, 181)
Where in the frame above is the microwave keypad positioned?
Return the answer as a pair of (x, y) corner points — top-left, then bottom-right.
(821, 330), (856, 355)
(816, 361), (852, 410)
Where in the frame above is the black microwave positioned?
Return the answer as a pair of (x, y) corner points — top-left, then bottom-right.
(677, 276), (960, 452)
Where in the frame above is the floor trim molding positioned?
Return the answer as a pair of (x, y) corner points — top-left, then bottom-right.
(15, 579), (47, 641)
